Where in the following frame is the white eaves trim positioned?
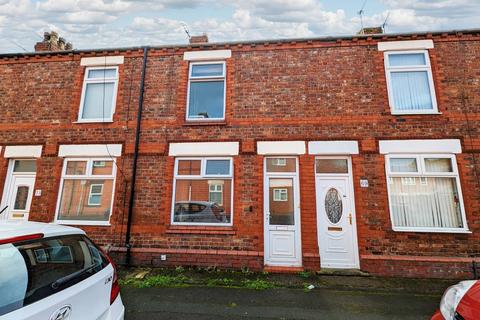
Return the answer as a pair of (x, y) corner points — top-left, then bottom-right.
(379, 139), (462, 154)
(4, 145), (43, 158)
(80, 56), (124, 66)
(378, 40), (434, 51)
(308, 141), (359, 155)
(58, 144), (123, 157)
(169, 142), (239, 156)
(183, 50), (232, 61)
(257, 141), (306, 155)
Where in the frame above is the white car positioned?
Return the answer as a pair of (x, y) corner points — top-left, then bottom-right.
(0, 221), (124, 320)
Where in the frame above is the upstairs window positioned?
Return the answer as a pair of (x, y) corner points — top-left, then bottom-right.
(172, 158), (233, 225)
(78, 67), (119, 122)
(385, 154), (467, 232)
(187, 62), (226, 121)
(384, 51), (438, 114)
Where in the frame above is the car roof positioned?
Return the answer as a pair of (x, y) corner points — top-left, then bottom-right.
(0, 221), (85, 241)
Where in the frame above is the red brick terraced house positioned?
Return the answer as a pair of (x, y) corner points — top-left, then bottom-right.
(1, 29), (480, 279)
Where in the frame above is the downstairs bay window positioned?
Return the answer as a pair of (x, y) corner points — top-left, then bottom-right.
(385, 154), (468, 232)
(56, 158), (116, 225)
(172, 158), (233, 226)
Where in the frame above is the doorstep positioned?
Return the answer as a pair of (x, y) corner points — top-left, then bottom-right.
(316, 268), (371, 277)
(264, 266), (304, 273)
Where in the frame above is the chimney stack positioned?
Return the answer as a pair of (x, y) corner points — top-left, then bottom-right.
(357, 27), (383, 35)
(35, 31), (73, 52)
(189, 33), (209, 44)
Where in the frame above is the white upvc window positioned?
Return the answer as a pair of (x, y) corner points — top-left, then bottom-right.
(55, 158), (116, 226)
(172, 157), (233, 226)
(78, 66), (119, 122)
(273, 188), (288, 201)
(186, 61), (226, 121)
(385, 154), (468, 233)
(384, 50), (438, 114)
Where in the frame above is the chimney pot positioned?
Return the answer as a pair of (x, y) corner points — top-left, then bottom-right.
(358, 27), (383, 35)
(35, 31), (72, 52)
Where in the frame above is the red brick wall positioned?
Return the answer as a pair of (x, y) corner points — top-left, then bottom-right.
(1, 33), (480, 278)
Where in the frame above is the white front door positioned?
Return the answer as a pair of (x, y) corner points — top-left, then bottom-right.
(315, 157), (359, 269)
(1, 159), (37, 221)
(264, 157), (302, 267)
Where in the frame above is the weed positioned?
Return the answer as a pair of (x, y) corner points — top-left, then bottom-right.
(175, 266), (185, 273)
(243, 279), (274, 290)
(207, 278), (235, 287)
(298, 271), (311, 279)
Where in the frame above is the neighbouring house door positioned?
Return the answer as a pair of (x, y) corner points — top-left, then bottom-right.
(315, 157), (359, 269)
(264, 157), (302, 267)
(1, 159), (37, 221)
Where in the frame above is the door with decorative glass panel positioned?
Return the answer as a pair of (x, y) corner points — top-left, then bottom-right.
(1, 159), (37, 220)
(315, 157), (359, 269)
(264, 157), (302, 267)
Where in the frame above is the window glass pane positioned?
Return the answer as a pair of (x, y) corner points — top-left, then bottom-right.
(92, 161), (113, 175)
(389, 177), (463, 228)
(82, 82), (114, 120)
(269, 178), (294, 225)
(390, 158), (418, 172)
(424, 158), (453, 173)
(316, 159), (348, 174)
(0, 235), (108, 316)
(13, 160), (36, 173)
(13, 186), (29, 210)
(188, 81), (225, 119)
(266, 158), (296, 173)
(88, 68), (117, 79)
(177, 160), (201, 175)
(390, 71), (433, 111)
(205, 160), (230, 175)
(209, 183), (223, 205)
(173, 179), (231, 224)
(66, 161), (87, 175)
(389, 53), (426, 66)
(58, 179), (113, 221)
(191, 64), (223, 77)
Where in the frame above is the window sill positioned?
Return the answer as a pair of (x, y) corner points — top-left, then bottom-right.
(73, 120), (114, 124)
(392, 227), (471, 234)
(391, 112), (442, 116)
(166, 225), (236, 235)
(55, 220), (111, 227)
(183, 120), (227, 126)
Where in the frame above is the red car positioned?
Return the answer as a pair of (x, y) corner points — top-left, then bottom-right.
(432, 280), (480, 319)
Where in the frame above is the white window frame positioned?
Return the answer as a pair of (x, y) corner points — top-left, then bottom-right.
(208, 184), (223, 206)
(77, 66), (119, 123)
(88, 183), (104, 206)
(172, 157), (233, 226)
(385, 154), (469, 233)
(186, 61), (226, 121)
(384, 50), (438, 115)
(54, 157), (117, 226)
(273, 188), (288, 202)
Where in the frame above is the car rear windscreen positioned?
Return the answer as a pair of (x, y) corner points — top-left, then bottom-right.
(0, 234), (109, 316)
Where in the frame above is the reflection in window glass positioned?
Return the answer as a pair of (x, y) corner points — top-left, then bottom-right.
(66, 161), (87, 175)
(13, 160), (36, 173)
(266, 158), (296, 173)
(269, 178), (294, 225)
(92, 161), (113, 175)
(316, 159), (348, 174)
(205, 160), (230, 175)
(191, 64), (223, 77)
(177, 160), (201, 175)
(424, 158), (453, 173)
(188, 81), (225, 119)
(389, 158), (418, 172)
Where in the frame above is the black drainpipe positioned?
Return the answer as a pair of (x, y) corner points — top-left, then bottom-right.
(125, 46), (148, 265)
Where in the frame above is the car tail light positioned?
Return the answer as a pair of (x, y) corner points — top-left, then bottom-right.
(104, 252), (120, 305)
(0, 233), (44, 245)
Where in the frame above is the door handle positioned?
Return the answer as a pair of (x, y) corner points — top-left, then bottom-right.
(348, 213), (352, 225)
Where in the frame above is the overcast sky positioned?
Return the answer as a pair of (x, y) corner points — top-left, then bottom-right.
(0, 0), (479, 53)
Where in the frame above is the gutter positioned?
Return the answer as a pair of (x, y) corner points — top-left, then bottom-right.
(125, 46), (148, 265)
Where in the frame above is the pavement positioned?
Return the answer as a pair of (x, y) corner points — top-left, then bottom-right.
(121, 286), (442, 320)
